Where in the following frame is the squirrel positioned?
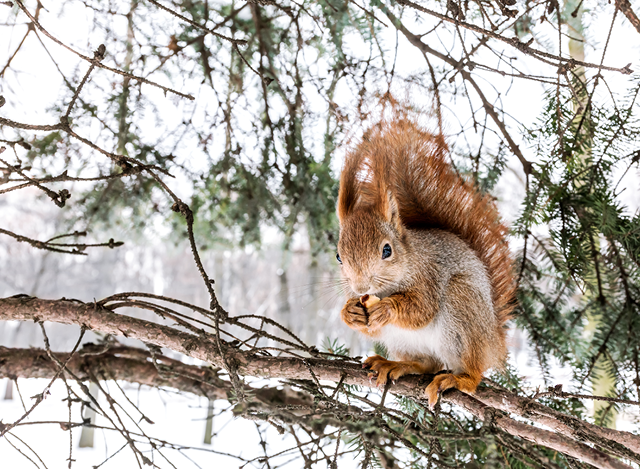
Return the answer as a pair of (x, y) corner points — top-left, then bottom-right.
(336, 117), (516, 407)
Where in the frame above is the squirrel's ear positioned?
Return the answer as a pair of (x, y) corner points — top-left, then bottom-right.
(338, 177), (359, 222)
(380, 189), (401, 227)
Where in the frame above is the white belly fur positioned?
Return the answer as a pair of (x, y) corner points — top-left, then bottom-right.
(378, 314), (461, 371)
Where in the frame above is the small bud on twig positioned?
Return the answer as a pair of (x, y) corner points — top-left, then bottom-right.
(94, 43), (106, 61)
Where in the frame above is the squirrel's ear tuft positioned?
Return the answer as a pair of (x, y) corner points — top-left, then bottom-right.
(337, 179), (358, 222)
(380, 189), (401, 228)
(337, 153), (362, 221)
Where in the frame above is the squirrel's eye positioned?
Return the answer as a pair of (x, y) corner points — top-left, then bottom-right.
(382, 244), (392, 259)
(336, 253), (342, 264)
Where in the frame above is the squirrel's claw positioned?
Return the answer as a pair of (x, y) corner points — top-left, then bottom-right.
(362, 355), (391, 387)
(425, 373), (481, 408)
(426, 374), (457, 408)
(363, 355), (429, 388)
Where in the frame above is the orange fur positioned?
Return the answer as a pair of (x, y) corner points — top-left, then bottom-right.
(364, 355), (443, 387)
(338, 119), (516, 325)
(337, 116), (516, 406)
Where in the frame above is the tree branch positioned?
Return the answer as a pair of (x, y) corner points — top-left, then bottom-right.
(474, 386), (640, 462)
(0, 345), (312, 411)
(394, 0), (633, 75)
(615, 0), (640, 35)
(0, 296), (636, 468)
(380, 5), (534, 175)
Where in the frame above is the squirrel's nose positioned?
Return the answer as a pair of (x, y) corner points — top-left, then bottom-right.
(352, 281), (372, 296)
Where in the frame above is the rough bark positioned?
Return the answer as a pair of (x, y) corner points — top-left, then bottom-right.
(1, 296), (638, 469)
(474, 387), (640, 460)
(0, 345), (312, 409)
(616, 0), (640, 35)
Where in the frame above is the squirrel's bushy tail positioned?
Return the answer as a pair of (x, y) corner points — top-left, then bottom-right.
(338, 118), (516, 324)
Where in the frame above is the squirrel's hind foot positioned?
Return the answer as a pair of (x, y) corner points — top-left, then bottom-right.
(363, 355), (432, 387)
(425, 372), (481, 408)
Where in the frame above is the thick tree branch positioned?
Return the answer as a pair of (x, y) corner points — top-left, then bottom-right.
(449, 392), (633, 469)
(475, 386), (640, 461)
(0, 345), (312, 410)
(0, 296), (636, 469)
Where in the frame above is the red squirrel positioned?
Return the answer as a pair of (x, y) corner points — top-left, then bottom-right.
(336, 117), (516, 406)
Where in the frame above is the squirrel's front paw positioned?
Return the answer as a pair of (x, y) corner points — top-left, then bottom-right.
(364, 299), (392, 331)
(340, 298), (369, 332)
